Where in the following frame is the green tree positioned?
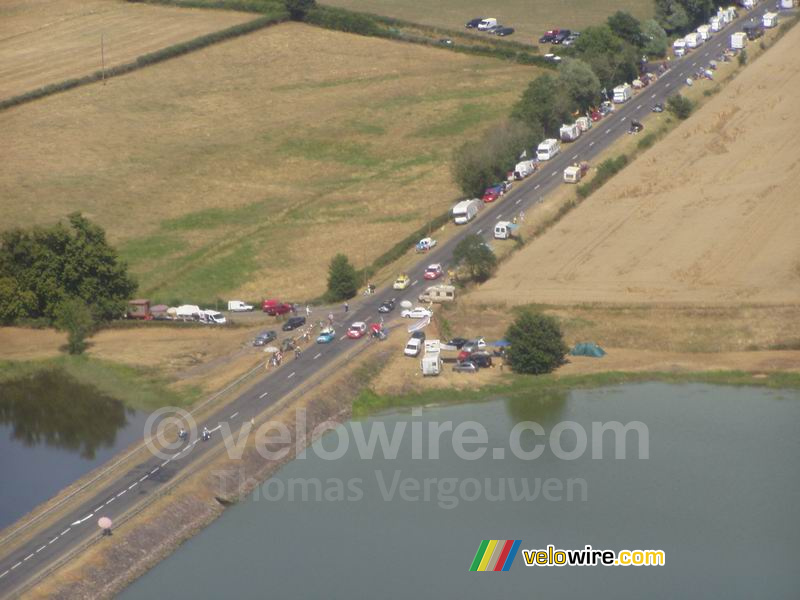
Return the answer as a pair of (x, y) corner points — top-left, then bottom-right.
(326, 253), (358, 301)
(558, 58), (601, 112)
(655, 0), (690, 33)
(512, 74), (572, 137)
(451, 121), (541, 197)
(285, 0), (316, 20)
(55, 298), (95, 355)
(505, 310), (568, 375)
(641, 19), (668, 56)
(0, 213), (137, 324)
(607, 11), (644, 47)
(573, 26), (639, 91)
(666, 94), (694, 119)
(0, 276), (35, 324)
(452, 234), (497, 283)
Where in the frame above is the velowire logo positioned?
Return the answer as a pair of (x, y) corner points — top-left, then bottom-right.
(469, 540), (521, 572)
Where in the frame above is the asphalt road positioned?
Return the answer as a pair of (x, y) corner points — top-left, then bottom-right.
(0, 6), (774, 596)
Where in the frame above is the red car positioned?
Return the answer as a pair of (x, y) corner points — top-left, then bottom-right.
(262, 299), (292, 315)
(347, 322), (368, 339)
(590, 110), (602, 122)
(423, 263), (443, 280)
(482, 185), (502, 202)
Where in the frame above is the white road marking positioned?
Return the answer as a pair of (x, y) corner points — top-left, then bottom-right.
(636, 104), (642, 110)
(476, 229), (482, 235)
(139, 475), (148, 483)
(36, 545), (46, 553)
(550, 171), (557, 177)
(259, 391), (268, 399)
(497, 213), (502, 218)
(211, 425), (222, 433)
(571, 154), (578, 160)
(621, 116), (627, 122)
(651, 93), (657, 98)
(411, 280), (418, 286)
(128, 482), (137, 490)
(287, 372), (296, 379)
(314, 353), (321, 359)
(11, 562), (22, 570)
(515, 198), (521, 205)
(589, 141), (595, 147)
(150, 467), (160, 475)
(0, 570), (8, 579)
(94, 506), (103, 513)
(605, 128), (612, 134)
(161, 460), (169, 467)
(665, 82), (671, 88)
(534, 184), (540, 190)
(49, 537), (59, 545)
(105, 498), (114, 505)
(71, 514), (93, 526)
(61, 528), (71, 536)
(339, 335), (347, 340)
(23, 554), (33, 562)
(229, 412), (239, 419)
(691, 61), (696, 66)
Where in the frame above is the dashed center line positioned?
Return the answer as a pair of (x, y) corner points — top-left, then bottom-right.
(550, 171), (557, 177)
(476, 229), (482, 235)
(605, 128), (612, 134)
(128, 482), (137, 491)
(258, 391), (268, 399)
(651, 93), (657, 98)
(589, 141), (595, 147)
(105, 497), (115, 505)
(636, 104), (642, 110)
(150, 467), (160, 475)
(571, 154), (578, 160)
(0, 570), (8, 579)
(287, 372), (296, 379)
(49, 537), (59, 545)
(139, 475), (148, 483)
(691, 61), (696, 66)
(314, 352), (321, 359)
(230, 411), (239, 419)
(36, 545), (46, 553)
(515, 198), (521, 205)
(534, 184), (540, 190)
(61, 528), (71, 536)
(621, 116), (627, 122)
(497, 213), (503, 218)
(411, 279), (418, 286)
(11, 562), (21, 570)
(665, 82), (671, 88)
(23, 554), (33, 562)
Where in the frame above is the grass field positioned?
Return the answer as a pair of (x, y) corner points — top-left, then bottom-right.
(0, 0), (259, 99)
(1, 22), (536, 303)
(320, 0), (654, 45)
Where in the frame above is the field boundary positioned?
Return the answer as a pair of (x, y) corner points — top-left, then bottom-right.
(0, 13), (287, 112)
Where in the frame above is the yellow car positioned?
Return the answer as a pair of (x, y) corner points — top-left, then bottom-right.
(393, 274), (411, 290)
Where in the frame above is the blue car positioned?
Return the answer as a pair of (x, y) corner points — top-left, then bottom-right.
(316, 328), (336, 344)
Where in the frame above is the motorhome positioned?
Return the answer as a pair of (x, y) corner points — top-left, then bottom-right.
(762, 12), (778, 28)
(730, 31), (747, 49)
(559, 122), (581, 142)
(418, 285), (456, 303)
(684, 32), (702, 48)
(536, 138), (561, 161)
(514, 160), (535, 179)
(697, 24), (711, 40)
(612, 83), (632, 103)
(673, 38), (686, 56)
(452, 199), (480, 225)
(421, 339), (442, 376)
(576, 116), (592, 132)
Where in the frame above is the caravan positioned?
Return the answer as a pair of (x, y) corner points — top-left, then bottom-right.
(418, 285), (456, 303)
(452, 199), (480, 225)
(421, 340), (442, 376)
(559, 122), (581, 142)
(613, 84), (633, 103)
(536, 138), (561, 161)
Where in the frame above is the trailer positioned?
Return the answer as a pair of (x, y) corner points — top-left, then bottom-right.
(127, 299), (151, 320)
(421, 340), (442, 376)
(576, 116), (592, 132)
(612, 83), (632, 103)
(763, 12), (778, 28)
(697, 24), (711, 40)
(563, 162), (589, 184)
(513, 160), (535, 179)
(684, 32), (702, 48)
(559, 122), (581, 142)
(452, 199), (480, 225)
(731, 31), (747, 49)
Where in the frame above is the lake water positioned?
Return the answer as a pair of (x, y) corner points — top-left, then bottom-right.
(0, 369), (148, 529)
(121, 383), (800, 599)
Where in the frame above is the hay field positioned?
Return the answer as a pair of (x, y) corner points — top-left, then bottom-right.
(0, 0), (255, 99)
(0, 22), (535, 302)
(321, 0), (653, 44)
(471, 24), (800, 307)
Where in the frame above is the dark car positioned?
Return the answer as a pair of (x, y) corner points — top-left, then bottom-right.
(629, 120), (644, 134)
(495, 27), (515, 36)
(378, 299), (396, 313)
(539, 33), (556, 44)
(469, 352), (493, 368)
(465, 17), (484, 28)
(282, 316), (306, 331)
(652, 103), (664, 113)
(411, 330), (426, 342)
(453, 361), (478, 374)
(553, 29), (571, 44)
(447, 337), (469, 349)
(253, 330), (277, 346)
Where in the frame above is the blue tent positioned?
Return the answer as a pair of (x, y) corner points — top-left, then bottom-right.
(491, 340), (511, 347)
(570, 342), (606, 357)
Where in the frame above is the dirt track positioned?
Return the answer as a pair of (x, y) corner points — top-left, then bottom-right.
(472, 24), (800, 306)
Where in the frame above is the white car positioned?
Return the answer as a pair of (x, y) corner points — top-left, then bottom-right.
(401, 306), (433, 319)
(404, 338), (423, 357)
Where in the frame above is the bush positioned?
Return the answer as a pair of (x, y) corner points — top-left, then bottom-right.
(575, 154), (628, 199)
(55, 298), (95, 355)
(505, 309), (568, 375)
(326, 254), (358, 302)
(305, 6), (381, 36)
(737, 49), (748, 66)
(666, 94), (693, 120)
(452, 234), (497, 283)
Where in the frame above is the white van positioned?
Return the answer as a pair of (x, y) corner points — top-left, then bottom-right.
(494, 221), (518, 240)
(201, 310), (227, 325)
(404, 338), (423, 357)
(227, 300), (253, 312)
(175, 304), (201, 320)
(452, 199), (480, 225)
(536, 138), (561, 161)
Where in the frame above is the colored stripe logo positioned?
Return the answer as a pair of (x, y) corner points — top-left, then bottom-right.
(469, 540), (521, 572)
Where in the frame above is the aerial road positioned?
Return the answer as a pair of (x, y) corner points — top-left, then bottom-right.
(0, 5), (771, 596)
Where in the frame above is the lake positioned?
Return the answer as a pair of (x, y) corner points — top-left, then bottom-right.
(0, 368), (148, 529)
(121, 382), (800, 599)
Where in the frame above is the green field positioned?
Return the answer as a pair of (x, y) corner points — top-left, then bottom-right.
(321, 0), (654, 44)
(1, 23), (536, 304)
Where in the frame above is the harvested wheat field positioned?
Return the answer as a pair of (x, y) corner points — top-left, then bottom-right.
(472, 25), (800, 307)
(0, 22), (534, 302)
(0, 0), (254, 99)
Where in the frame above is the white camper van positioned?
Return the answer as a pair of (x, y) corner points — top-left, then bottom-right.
(559, 122), (581, 142)
(494, 221), (519, 240)
(418, 285), (456, 303)
(673, 38), (686, 56)
(421, 339), (442, 376)
(730, 31), (747, 49)
(514, 160), (535, 179)
(613, 83), (632, 103)
(684, 32), (702, 48)
(452, 199), (480, 225)
(536, 138), (561, 161)
(477, 18), (497, 30)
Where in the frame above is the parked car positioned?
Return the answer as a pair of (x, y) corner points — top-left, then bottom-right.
(495, 27), (515, 36)
(469, 352), (493, 368)
(453, 361), (478, 373)
(652, 103), (664, 112)
(410, 330), (426, 342)
(401, 306), (433, 319)
(629, 120), (644, 134)
(262, 299), (292, 315)
(424, 264), (443, 280)
(539, 29), (559, 43)
(404, 337), (423, 357)
(393, 274), (411, 290)
(465, 17), (485, 28)
(253, 330), (277, 346)
(553, 29), (571, 44)
(282, 316), (306, 331)
(447, 337), (469, 349)
(347, 322), (368, 339)
(482, 185), (502, 202)
(378, 299), (396, 313)
(316, 328), (336, 344)
(543, 53), (562, 63)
